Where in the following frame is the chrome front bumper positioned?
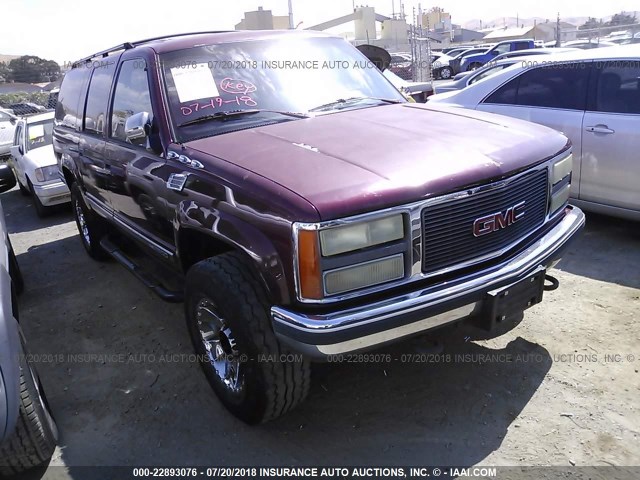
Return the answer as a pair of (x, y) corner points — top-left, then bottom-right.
(272, 206), (585, 359)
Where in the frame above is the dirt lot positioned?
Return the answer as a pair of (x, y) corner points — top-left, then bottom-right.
(2, 186), (639, 477)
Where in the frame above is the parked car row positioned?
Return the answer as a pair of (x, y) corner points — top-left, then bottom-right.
(429, 44), (640, 221)
(0, 164), (58, 474)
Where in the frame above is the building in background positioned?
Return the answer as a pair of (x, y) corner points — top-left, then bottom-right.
(423, 9), (451, 31)
(235, 6), (290, 30)
(482, 21), (577, 43)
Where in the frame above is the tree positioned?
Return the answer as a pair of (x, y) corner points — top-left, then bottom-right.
(579, 17), (602, 30)
(0, 62), (10, 83)
(606, 12), (637, 27)
(7, 56), (60, 83)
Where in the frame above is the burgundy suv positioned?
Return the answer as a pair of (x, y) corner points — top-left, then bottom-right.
(53, 30), (585, 423)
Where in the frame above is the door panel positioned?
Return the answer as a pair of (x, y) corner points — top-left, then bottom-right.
(105, 58), (177, 252)
(76, 135), (111, 206)
(579, 61), (640, 212)
(105, 142), (177, 249)
(581, 112), (640, 210)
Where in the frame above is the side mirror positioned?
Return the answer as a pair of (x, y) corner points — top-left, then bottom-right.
(490, 50), (499, 56)
(0, 164), (17, 194)
(124, 112), (151, 145)
(18, 145), (23, 156)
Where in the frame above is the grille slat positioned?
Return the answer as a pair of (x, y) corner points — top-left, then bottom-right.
(422, 169), (548, 274)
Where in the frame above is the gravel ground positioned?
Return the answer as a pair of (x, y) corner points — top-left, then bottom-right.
(1, 186), (638, 478)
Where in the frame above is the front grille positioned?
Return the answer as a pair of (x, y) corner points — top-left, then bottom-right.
(422, 169), (548, 274)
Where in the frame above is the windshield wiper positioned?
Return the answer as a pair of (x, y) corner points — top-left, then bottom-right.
(309, 96), (402, 113)
(179, 109), (308, 127)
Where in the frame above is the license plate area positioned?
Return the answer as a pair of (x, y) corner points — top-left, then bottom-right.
(479, 268), (546, 331)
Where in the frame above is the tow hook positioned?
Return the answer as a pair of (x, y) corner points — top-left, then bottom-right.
(544, 274), (559, 291)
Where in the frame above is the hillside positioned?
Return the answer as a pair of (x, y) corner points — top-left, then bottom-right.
(463, 11), (639, 30)
(0, 54), (21, 64)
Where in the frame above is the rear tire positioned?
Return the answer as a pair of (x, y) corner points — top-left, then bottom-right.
(185, 252), (310, 424)
(70, 183), (109, 260)
(0, 344), (58, 475)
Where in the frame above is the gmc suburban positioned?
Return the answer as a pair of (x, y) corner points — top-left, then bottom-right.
(53, 30), (585, 424)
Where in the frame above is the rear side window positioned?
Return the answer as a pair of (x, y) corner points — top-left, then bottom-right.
(84, 61), (117, 135)
(485, 62), (590, 110)
(514, 42), (531, 51)
(55, 67), (91, 130)
(593, 61), (640, 114)
(110, 59), (153, 142)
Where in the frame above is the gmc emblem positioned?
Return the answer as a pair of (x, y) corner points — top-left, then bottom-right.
(473, 201), (526, 237)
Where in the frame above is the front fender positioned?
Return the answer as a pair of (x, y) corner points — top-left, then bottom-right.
(176, 200), (293, 305)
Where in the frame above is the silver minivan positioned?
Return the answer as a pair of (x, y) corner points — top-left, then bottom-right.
(429, 45), (640, 221)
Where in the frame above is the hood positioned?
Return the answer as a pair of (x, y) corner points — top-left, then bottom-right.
(185, 103), (569, 220)
(24, 145), (56, 168)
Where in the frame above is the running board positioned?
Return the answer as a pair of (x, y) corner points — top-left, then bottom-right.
(100, 237), (184, 303)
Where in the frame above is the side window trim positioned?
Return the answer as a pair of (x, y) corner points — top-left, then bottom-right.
(108, 57), (154, 146)
(83, 61), (117, 137)
(586, 59), (640, 115)
(481, 70), (521, 106)
(482, 62), (592, 111)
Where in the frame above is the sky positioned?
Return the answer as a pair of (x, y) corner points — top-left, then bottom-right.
(2, 0), (638, 63)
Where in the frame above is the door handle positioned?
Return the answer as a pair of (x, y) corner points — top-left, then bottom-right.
(585, 125), (615, 134)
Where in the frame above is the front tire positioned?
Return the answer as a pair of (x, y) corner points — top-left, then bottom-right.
(71, 183), (109, 260)
(185, 252), (310, 424)
(27, 180), (49, 218)
(439, 66), (453, 79)
(0, 345), (58, 475)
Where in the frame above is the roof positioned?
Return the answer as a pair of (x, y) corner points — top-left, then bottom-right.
(483, 27), (533, 40)
(0, 83), (44, 94)
(73, 30), (335, 66)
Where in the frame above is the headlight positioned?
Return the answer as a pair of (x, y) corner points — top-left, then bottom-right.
(34, 165), (59, 183)
(324, 254), (404, 295)
(549, 153), (573, 214)
(552, 153), (572, 185)
(319, 214), (404, 257)
(295, 214), (407, 300)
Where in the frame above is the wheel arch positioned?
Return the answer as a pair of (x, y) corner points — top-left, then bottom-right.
(176, 222), (291, 306)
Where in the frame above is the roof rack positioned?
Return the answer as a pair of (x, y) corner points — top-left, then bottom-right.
(72, 30), (231, 68)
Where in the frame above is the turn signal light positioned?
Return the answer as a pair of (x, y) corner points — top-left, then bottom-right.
(297, 229), (322, 300)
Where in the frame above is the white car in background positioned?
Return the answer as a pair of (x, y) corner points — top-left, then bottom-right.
(0, 109), (18, 159)
(8, 112), (70, 217)
(428, 45), (640, 221)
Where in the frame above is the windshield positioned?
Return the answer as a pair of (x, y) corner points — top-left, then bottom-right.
(27, 120), (53, 150)
(161, 37), (405, 142)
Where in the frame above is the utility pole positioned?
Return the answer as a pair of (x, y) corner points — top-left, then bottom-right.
(288, 0), (294, 29)
(556, 12), (561, 47)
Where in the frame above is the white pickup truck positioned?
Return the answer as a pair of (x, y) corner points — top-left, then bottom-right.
(8, 112), (70, 216)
